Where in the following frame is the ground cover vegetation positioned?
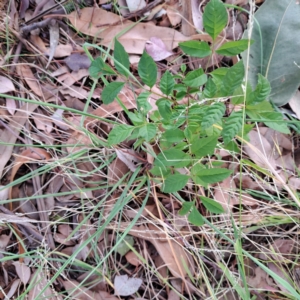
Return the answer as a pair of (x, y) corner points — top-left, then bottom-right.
(1, 0), (300, 299)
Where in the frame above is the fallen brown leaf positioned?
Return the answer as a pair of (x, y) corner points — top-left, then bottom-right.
(213, 177), (258, 212)
(244, 130), (276, 169)
(66, 8), (212, 55)
(0, 103), (38, 179)
(125, 223), (192, 278)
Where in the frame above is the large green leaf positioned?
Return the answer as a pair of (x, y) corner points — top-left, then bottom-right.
(241, 0), (300, 106)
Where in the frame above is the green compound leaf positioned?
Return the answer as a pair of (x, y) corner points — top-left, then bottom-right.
(193, 167), (232, 184)
(102, 82), (125, 104)
(114, 39), (130, 77)
(216, 40), (253, 56)
(136, 91), (152, 114)
(160, 70), (175, 95)
(183, 69), (207, 87)
(89, 56), (116, 78)
(221, 60), (245, 96)
(107, 124), (134, 145)
(201, 102), (226, 129)
(222, 110), (244, 144)
(162, 174), (189, 193)
(188, 206), (205, 226)
(138, 123), (157, 141)
(203, 0), (228, 40)
(252, 74), (271, 103)
(138, 51), (157, 88)
(200, 196), (224, 214)
(179, 41), (212, 58)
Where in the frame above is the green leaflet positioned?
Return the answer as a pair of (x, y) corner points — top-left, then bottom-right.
(201, 102), (226, 129)
(107, 124), (134, 145)
(138, 123), (157, 141)
(200, 196), (224, 214)
(192, 167), (232, 184)
(179, 41), (211, 58)
(179, 202), (204, 226)
(216, 40), (254, 56)
(102, 82), (125, 104)
(221, 61), (245, 96)
(191, 136), (218, 157)
(162, 174), (189, 193)
(160, 71), (175, 95)
(89, 56), (116, 78)
(204, 77), (217, 98)
(203, 0), (228, 40)
(252, 74), (271, 103)
(179, 201), (194, 215)
(136, 91), (152, 114)
(138, 51), (157, 88)
(156, 98), (172, 120)
(155, 149), (191, 168)
(188, 206), (205, 226)
(222, 110), (244, 144)
(183, 69), (207, 88)
(162, 128), (185, 143)
(114, 39), (130, 77)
